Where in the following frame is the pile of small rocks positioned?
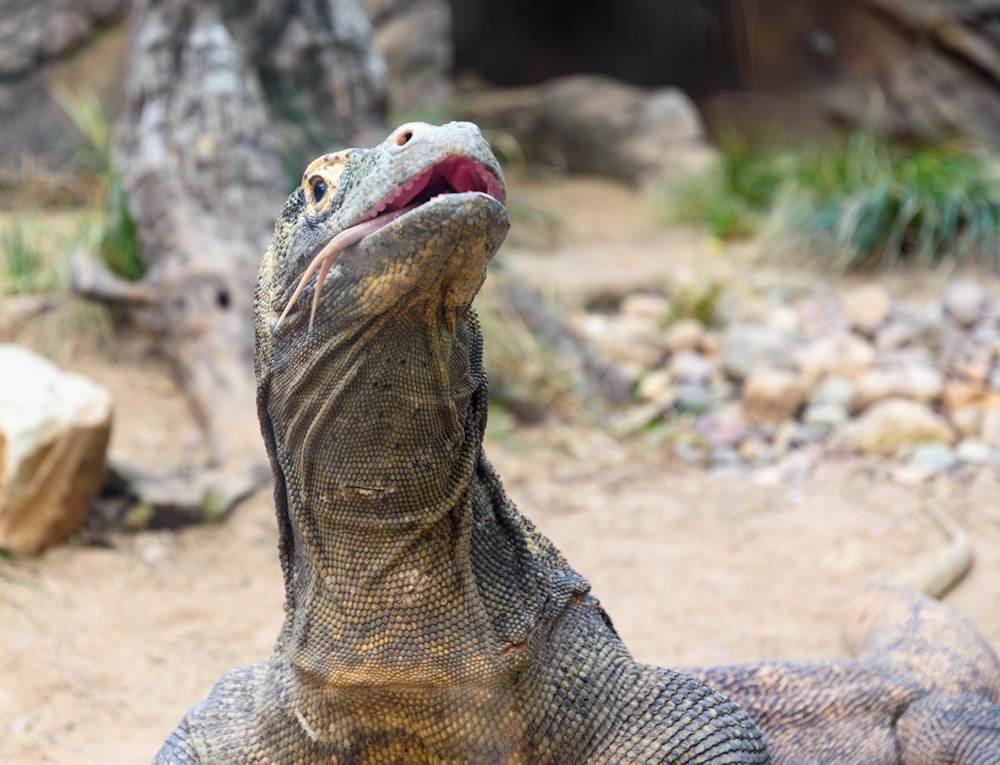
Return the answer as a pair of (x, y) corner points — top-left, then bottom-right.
(579, 278), (1000, 483)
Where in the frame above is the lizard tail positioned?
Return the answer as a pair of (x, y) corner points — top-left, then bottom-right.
(882, 501), (972, 599)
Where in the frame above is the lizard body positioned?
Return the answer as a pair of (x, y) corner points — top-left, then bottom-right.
(154, 122), (1000, 764)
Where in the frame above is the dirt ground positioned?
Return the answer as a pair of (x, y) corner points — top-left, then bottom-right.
(1, 176), (998, 765)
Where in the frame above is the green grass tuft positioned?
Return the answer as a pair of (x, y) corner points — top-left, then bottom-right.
(52, 85), (144, 281)
(665, 132), (1000, 270)
(1, 215), (69, 294)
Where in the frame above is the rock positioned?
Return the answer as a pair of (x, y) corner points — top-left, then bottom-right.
(841, 284), (891, 335)
(584, 312), (665, 371)
(674, 381), (716, 413)
(457, 75), (716, 183)
(720, 325), (794, 381)
(742, 369), (808, 424)
(803, 401), (849, 429)
(797, 333), (875, 385)
(898, 364), (944, 403)
(710, 447), (744, 471)
(942, 378), (984, 413)
(695, 403), (748, 449)
(950, 405), (984, 438)
(664, 318), (705, 353)
(851, 368), (898, 412)
(982, 408), (1000, 448)
(737, 438), (776, 465)
(669, 350), (715, 383)
(809, 375), (854, 410)
(0, 345), (112, 554)
(840, 398), (956, 456)
(636, 369), (673, 404)
(620, 292), (670, 323)
(766, 305), (800, 334)
(673, 442), (706, 467)
(366, 0), (452, 112)
(874, 321), (915, 351)
(907, 443), (958, 472)
(943, 278), (993, 326)
(852, 364), (943, 412)
(956, 440), (993, 465)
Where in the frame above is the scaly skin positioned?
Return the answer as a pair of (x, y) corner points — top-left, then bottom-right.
(154, 122), (1000, 764)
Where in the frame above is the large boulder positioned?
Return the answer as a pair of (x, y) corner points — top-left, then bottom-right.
(456, 74), (716, 184)
(0, 345), (112, 554)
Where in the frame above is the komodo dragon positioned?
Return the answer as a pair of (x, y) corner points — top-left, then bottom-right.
(154, 121), (1000, 764)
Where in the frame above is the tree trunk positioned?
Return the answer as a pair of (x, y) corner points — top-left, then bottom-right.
(109, 0), (387, 501)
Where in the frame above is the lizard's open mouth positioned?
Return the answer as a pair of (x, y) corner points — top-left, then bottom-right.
(363, 156), (506, 220)
(278, 156), (505, 330)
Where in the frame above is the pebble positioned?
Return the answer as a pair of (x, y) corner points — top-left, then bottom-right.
(803, 401), (849, 429)
(696, 403), (749, 448)
(841, 283), (891, 335)
(951, 405), (984, 438)
(674, 381), (715, 413)
(585, 275), (1000, 479)
(809, 375), (854, 409)
(943, 278), (992, 326)
(720, 324), (794, 381)
(665, 319), (705, 353)
(797, 333), (876, 385)
(907, 442), (959, 472)
(956, 439), (993, 465)
(621, 292), (671, 322)
(636, 369), (673, 404)
(674, 442), (706, 466)
(742, 369), (808, 424)
(839, 398), (955, 456)
(982, 409), (1000, 448)
(670, 350), (715, 383)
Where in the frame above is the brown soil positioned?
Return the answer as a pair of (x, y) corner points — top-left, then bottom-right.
(2, 176), (999, 765)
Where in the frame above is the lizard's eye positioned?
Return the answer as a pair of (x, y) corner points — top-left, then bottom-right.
(302, 150), (353, 212)
(309, 176), (328, 205)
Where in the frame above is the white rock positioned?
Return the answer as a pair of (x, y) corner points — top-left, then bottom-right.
(620, 292), (670, 322)
(841, 284), (891, 335)
(956, 439), (993, 465)
(721, 325), (794, 381)
(840, 398), (955, 456)
(636, 369), (673, 404)
(982, 408), (1000, 448)
(852, 364), (943, 412)
(797, 333), (876, 385)
(669, 350), (715, 383)
(908, 442), (958, 472)
(943, 278), (993, 326)
(0, 345), (112, 554)
(664, 319), (705, 353)
(809, 375), (854, 409)
(803, 401), (849, 429)
(950, 405), (983, 438)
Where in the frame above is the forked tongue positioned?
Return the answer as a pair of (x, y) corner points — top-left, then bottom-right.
(275, 203), (416, 331)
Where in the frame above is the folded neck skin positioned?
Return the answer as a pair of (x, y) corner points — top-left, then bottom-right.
(254, 123), (540, 703)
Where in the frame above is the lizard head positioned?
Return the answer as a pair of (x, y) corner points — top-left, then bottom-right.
(256, 121), (508, 336)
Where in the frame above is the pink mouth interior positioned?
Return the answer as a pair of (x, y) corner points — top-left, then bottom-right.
(363, 156), (506, 221)
(277, 156), (505, 331)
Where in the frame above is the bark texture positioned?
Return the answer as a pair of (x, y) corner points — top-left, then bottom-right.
(114, 0), (387, 472)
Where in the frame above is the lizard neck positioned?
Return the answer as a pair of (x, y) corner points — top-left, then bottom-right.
(258, 309), (545, 695)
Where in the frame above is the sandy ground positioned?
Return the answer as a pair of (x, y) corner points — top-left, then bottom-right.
(1, 176), (998, 764)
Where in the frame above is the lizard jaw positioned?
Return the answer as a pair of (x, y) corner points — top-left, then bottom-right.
(277, 157), (505, 331)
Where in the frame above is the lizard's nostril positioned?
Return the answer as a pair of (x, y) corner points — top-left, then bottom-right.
(394, 129), (413, 147)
